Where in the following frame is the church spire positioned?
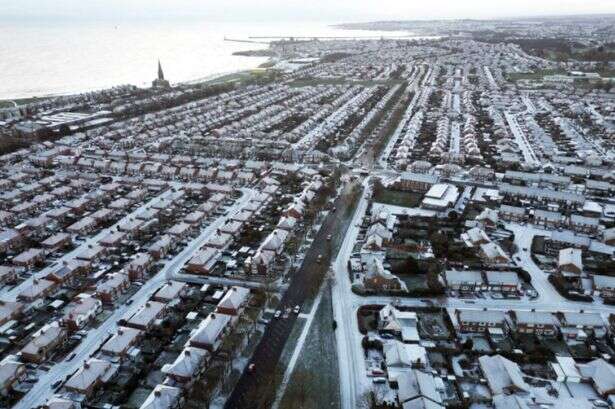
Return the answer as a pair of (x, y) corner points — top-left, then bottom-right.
(157, 60), (165, 81)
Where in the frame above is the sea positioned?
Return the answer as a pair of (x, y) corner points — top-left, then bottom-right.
(0, 19), (412, 100)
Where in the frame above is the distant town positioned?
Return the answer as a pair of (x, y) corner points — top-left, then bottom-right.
(0, 13), (615, 409)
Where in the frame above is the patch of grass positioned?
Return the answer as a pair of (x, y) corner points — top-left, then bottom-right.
(278, 287), (340, 409)
(373, 188), (423, 208)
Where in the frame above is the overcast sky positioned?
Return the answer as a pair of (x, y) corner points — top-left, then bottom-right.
(1, 0), (614, 22)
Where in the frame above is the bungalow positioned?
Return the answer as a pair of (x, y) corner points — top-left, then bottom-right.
(461, 227), (490, 248)
(75, 244), (106, 263)
(384, 341), (427, 369)
(167, 222), (192, 239)
(577, 359), (615, 397)
(250, 249), (276, 276)
(99, 231), (126, 248)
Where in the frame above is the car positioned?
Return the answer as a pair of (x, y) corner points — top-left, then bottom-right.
(51, 380), (62, 389)
(283, 308), (291, 319)
(125, 299), (134, 305)
(274, 310), (282, 319)
(67, 352), (76, 361)
(522, 247), (528, 251)
(316, 255), (323, 264)
(248, 363), (256, 372)
(293, 305), (300, 314)
(326, 234), (332, 241)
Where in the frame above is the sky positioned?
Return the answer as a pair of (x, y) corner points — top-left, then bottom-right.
(0, 0), (613, 22)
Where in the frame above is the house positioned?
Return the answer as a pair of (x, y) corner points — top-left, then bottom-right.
(0, 357), (26, 396)
(378, 304), (420, 342)
(475, 208), (498, 229)
(250, 249), (276, 275)
(13, 248), (46, 267)
(161, 347), (209, 387)
(421, 184), (459, 210)
(578, 359), (615, 397)
(0, 266), (18, 285)
(95, 273), (130, 304)
(0, 229), (22, 254)
(148, 235), (173, 260)
(499, 205), (526, 223)
(444, 270), (483, 292)
(456, 309), (508, 334)
(126, 253), (152, 281)
(123, 301), (166, 331)
(550, 355), (582, 383)
(152, 281), (188, 303)
(363, 258), (405, 292)
(189, 312), (233, 352)
(205, 231), (232, 249)
(139, 384), (182, 409)
(216, 286), (250, 316)
(45, 259), (90, 286)
(384, 341), (427, 369)
(461, 227), (490, 247)
(186, 248), (220, 275)
(533, 209), (563, 228)
(20, 322), (66, 363)
(513, 310), (559, 336)
(594, 275), (615, 299)
(0, 301), (23, 326)
(64, 358), (118, 397)
(63, 295), (102, 331)
(101, 326), (142, 357)
(558, 248), (583, 275)
(485, 271), (520, 293)
(478, 242), (510, 265)
(41, 233), (72, 251)
(17, 278), (56, 302)
(395, 172), (439, 192)
(75, 244), (106, 263)
(478, 354), (530, 395)
(396, 370), (442, 407)
(569, 214), (600, 235)
(558, 312), (606, 339)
